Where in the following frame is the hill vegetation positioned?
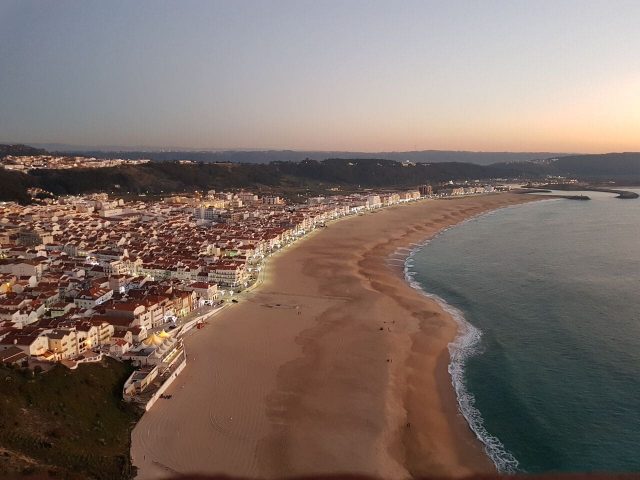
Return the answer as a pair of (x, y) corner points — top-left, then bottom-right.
(1, 158), (512, 202)
(1, 145), (639, 203)
(552, 153), (640, 177)
(0, 144), (47, 157)
(0, 359), (139, 479)
(0, 167), (34, 203)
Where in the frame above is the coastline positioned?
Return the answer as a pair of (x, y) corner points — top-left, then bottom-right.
(131, 193), (544, 479)
(403, 257), (518, 473)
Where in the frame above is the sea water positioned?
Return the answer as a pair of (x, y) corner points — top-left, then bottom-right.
(405, 190), (640, 473)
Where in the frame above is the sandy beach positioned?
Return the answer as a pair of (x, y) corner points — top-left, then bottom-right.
(131, 193), (541, 479)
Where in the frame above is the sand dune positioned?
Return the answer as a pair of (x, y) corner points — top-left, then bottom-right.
(131, 193), (541, 479)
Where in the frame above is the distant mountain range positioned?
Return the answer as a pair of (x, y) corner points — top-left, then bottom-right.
(0, 144), (48, 157)
(23, 144), (568, 166)
(47, 149), (566, 165)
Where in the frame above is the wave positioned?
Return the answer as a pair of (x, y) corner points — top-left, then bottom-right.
(401, 222), (520, 473)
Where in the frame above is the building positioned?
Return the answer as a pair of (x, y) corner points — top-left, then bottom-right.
(45, 329), (78, 360)
(419, 185), (433, 196)
(74, 287), (113, 309)
(0, 346), (28, 365)
(262, 196), (283, 205)
(0, 330), (49, 358)
(18, 228), (53, 247)
(184, 281), (218, 303)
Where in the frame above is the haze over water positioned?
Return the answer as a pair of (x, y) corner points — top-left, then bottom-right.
(407, 191), (640, 472)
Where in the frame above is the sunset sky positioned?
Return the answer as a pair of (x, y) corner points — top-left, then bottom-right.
(1, 0), (638, 152)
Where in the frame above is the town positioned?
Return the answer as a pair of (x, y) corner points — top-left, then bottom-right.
(0, 184), (499, 409)
(1, 154), (150, 172)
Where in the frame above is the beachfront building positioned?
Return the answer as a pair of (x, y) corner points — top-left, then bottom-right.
(381, 193), (400, 206)
(366, 195), (382, 208)
(122, 366), (159, 398)
(438, 187), (465, 196)
(400, 190), (421, 201)
(122, 330), (186, 408)
(124, 332), (180, 367)
(201, 262), (248, 288)
(99, 301), (152, 331)
(183, 281), (218, 304)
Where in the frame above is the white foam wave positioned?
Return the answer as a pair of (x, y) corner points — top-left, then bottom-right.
(401, 220), (521, 474)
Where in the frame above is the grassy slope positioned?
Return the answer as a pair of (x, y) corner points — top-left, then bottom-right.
(0, 359), (140, 479)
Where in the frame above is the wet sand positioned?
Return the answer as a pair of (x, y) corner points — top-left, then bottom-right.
(131, 193), (541, 479)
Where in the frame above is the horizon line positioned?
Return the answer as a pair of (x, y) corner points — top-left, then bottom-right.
(1, 141), (590, 155)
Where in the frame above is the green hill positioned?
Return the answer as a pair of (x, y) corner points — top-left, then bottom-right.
(1, 149), (639, 204)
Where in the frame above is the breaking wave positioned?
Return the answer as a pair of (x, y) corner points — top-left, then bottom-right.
(401, 233), (520, 473)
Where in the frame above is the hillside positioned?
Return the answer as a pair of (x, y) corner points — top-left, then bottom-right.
(2, 158), (509, 202)
(1, 148), (639, 204)
(0, 144), (48, 157)
(553, 153), (640, 177)
(0, 168), (34, 203)
(0, 359), (139, 479)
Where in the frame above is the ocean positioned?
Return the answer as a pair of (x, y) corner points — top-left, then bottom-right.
(405, 190), (640, 473)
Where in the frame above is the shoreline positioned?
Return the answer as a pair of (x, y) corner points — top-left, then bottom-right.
(403, 268), (517, 473)
(131, 193), (545, 479)
(401, 199), (564, 474)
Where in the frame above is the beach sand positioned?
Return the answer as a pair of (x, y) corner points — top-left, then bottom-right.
(131, 193), (541, 479)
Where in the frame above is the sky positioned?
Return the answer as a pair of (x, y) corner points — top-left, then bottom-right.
(1, 0), (639, 153)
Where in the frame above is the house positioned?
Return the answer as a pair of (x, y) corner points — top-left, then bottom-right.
(88, 319), (115, 345)
(129, 326), (148, 343)
(75, 323), (99, 354)
(49, 301), (76, 318)
(140, 296), (165, 328)
(122, 347), (157, 366)
(203, 262), (247, 288)
(122, 366), (159, 399)
(0, 308), (40, 328)
(171, 290), (196, 317)
(0, 346), (28, 365)
(74, 287), (113, 309)
(101, 259), (128, 276)
(11, 260), (45, 279)
(0, 330), (49, 357)
(110, 328), (133, 345)
(45, 329), (78, 360)
(108, 274), (133, 294)
(100, 301), (152, 330)
(184, 281), (218, 303)
(109, 338), (131, 356)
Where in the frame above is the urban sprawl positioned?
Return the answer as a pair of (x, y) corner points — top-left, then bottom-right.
(0, 184), (501, 409)
(1, 154), (149, 171)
